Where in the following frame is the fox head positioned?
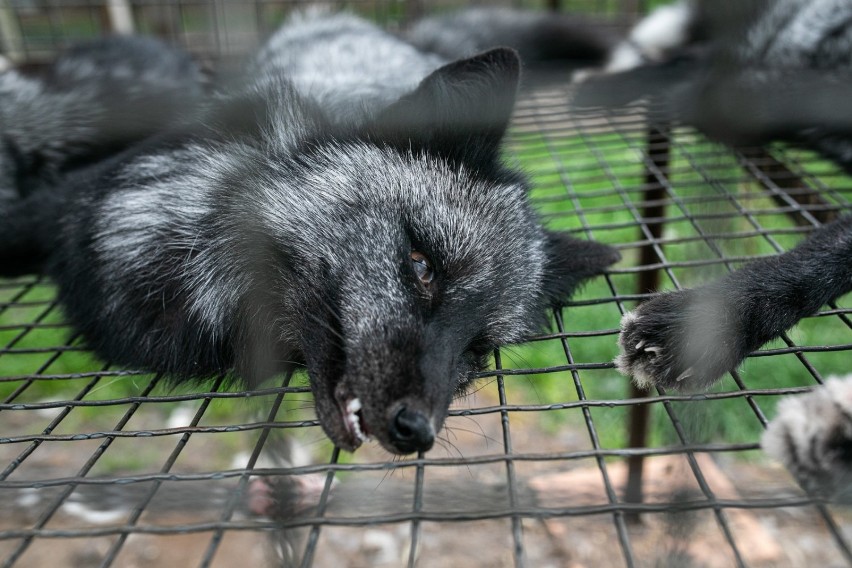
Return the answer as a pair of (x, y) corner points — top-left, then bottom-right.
(208, 48), (620, 454)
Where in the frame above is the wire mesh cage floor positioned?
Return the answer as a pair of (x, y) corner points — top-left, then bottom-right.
(2, 2), (852, 568)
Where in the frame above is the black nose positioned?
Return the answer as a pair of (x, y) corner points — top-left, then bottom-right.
(388, 406), (435, 453)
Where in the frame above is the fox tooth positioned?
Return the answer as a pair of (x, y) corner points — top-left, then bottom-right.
(351, 420), (368, 443)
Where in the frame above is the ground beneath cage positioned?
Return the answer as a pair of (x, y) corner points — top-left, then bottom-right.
(2, 391), (852, 567)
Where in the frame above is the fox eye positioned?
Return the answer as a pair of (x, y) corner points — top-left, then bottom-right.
(410, 250), (434, 287)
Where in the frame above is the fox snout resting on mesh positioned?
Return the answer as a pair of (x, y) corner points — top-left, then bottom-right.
(0, 13), (619, 454)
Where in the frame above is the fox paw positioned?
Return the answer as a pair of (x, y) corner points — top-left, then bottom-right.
(762, 378), (852, 502)
(615, 289), (744, 392)
(247, 475), (331, 518)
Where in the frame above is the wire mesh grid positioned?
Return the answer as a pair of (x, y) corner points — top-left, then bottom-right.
(2, 4), (852, 568)
(1, 77), (851, 567)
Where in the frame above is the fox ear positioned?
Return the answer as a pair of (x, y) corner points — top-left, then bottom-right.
(370, 47), (521, 167)
(541, 230), (621, 305)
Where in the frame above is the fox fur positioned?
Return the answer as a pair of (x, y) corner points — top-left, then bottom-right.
(0, 13), (619, 455)
(404, 7), (616, 72)
(763, 376), (852, 502)
(586, 0), (852, 392)
(0, 35), (204, 205)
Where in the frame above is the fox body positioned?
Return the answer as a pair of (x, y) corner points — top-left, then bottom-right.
(1, 13), (618, 454)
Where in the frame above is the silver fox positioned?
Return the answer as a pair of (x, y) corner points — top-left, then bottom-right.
(0, 13), (619, 455)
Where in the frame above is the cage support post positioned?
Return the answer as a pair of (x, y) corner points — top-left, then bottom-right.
(213, 0), (260, 58)
(740, 147), (839, 227)
(403, 0), (425, 24)
(0, 0), (24, 63)
(624, 0), (643, 22)
(105, 0), (135, 34)
(624, 122), (671, 523)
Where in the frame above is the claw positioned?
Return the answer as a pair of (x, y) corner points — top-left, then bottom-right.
(635, 340), (645, 350)
(675, 368), (693, 383)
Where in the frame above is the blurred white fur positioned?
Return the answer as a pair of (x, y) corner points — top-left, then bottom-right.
(762, 375), (852, 501)
(606, 0), (693, 73)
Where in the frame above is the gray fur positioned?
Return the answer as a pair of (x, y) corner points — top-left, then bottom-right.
(0, 35), (203, 201)
(742, 0), (852, 68)
(253, 11), (444, 125)
(762, 376), (852, 501)
(406, 7), (561, 60)
(602, 0), (852, 73)
(0, 69), (98, 202)
(404, 7), (614, 72)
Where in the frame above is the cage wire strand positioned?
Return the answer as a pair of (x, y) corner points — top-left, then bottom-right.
(493, 349), (527, 568)
(299, 447), (341, 568)
(645, 119), (850, 562)
(99, 373), (227, 568)
(512, 89), (641, 565)
(653, 386), (748, 568)
(405, 450), (425, 568)
(0, 355), (111, 481)
(200, 371), (294, 568)
(721, 153), (852, 564)
(580, 128), (754, 563)
(554, 310), (637, 568)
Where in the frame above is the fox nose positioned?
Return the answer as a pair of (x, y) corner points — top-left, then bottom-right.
(388, 406), (435, 453)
